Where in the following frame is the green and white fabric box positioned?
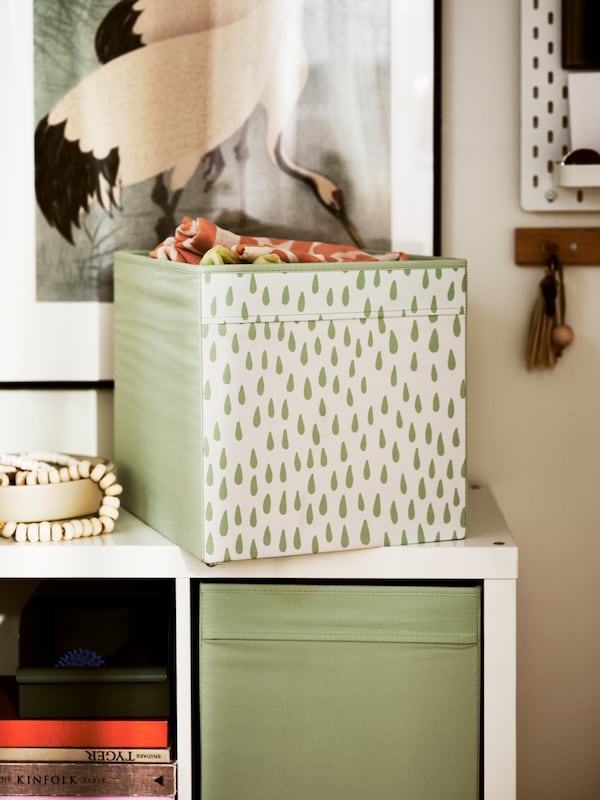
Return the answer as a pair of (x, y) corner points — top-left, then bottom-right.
(114, 251), (466, 564)
(199, 582), (481, 800)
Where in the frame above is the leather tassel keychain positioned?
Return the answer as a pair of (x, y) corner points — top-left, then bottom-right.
(526, 253), (574, 370)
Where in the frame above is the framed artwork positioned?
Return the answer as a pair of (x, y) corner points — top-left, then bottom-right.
(0, 0), (438, 383)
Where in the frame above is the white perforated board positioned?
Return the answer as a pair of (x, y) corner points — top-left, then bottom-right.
(521, 0), (600, 210)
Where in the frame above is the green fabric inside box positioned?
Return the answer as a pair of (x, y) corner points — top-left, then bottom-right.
(199, 583), (480, 800)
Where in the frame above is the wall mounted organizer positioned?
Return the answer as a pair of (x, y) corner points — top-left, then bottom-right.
(520, 0), (600, 210)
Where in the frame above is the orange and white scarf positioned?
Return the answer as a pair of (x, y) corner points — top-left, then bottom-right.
(150, 217), (407, 264)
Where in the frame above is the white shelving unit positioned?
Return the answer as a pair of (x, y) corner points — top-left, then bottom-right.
(0, 484), (517, 800)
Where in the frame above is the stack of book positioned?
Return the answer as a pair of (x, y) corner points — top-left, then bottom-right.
(0, 677), (175, 797)
(0, 678), (176, 800)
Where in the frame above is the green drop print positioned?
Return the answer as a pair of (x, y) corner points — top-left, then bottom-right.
(401, 531), (408, 546)
(288, 331), (296, 352)
(250, 540), (258, 559)
(219, 448), (227, 470)
(332, 414), (340, 435)
(210, 297), (217, 317)
(361, 377), (368, 394)
(389, 330), (398, 354)
(222, 363), (231, 384)
(320, 448), (328, 466)
(342, 285), (350, 306)
(238, 386), (246, 405)
(363, 461), (371, 480)
(403, 382), (410, 402)
(378, 308), (386, 334)
(363, 297), (372, 317)
(366, 332), (372, 348)
(319, 367), (327, 387)
(460, 506), (467, 527)
(319, 494), (328, 515)
(325, 523), (333, 542)
(261, 349), (269, 369)
(437, 434), (445, 456)
(319, 398), (327, 417)
(277, 322), (286, 342)
(209, 341), (217, 362)
(411, 319), (419, 342)
(203, 381), (211, 401)
(249, 322), (257, 342)
(307, 448), (314, 469)
(249, 449), (258, 468)
(379, 429), (386, 448)
(311, 424), (320, 445)
(224, 394), (232, 415)
(267, 398), (275, 418)
(360, 433), (368, 452)
(360, 520), (370, 545)
(375, 351), (383, 370)
(253, 407), (261, 427)
(390, 280), (398, 300)
(234, 505), (242, 526)
(453, 487), (461, 507)
(411, 295), (418, 314)
(223, 548), (231, 562)
(203, 437), (210, 457)
(280, 462), (288, 482)
(392, 442), (400, 463)
(267, 432), (275, 451)
(418, 477), (426, 500)
(294, 490), (302, 510)
(448, 399), (455, 418)
(261, 286), (270, 306)
(460, 379), (466, 399)
(444, 504), (451, 523)
(448, 281), (455, 301)
(346, 388), (354, 406)
(279, 531), (287, 552)
(250, 508), (258, 528)
(328, 320), (336, 339)
(453, 315), (462, 337)
(351, 414), (359, 433)
(428, 457), (435, 478)
(391, 365), (398, 387)
(358, 492), (366, 512)
(340, 442), (348, 461)
(345, 465), (354, 488)
(409, 423), (416, 443)
(339, 495), (348, 518)
(367, 406), (374, 425)
(241, 302), (249, 321)
(431, 364), (438, 382)
(430, 297), (438, 315)
(286, 374), (295, 392)
(282, 285), (290, 305)
(418, 524), (426, 544)
(330, 470), (338, 490)
(453, 428), (461, 447)
(294, 453), (302, 471)
(447, 460), (454, 479)
(205, 464), (214, 487)
(433, 393), (440, 412)
(408, 500), (415, 520)
(461, 458), (467, 478)
(219, 511), (228, 537)
(263, 493), (271, 513)
(410, 352), (418, 371)
(331, 347), (339, 367)
(294, 528), (302, 550)
(349, 358), (356, 378)
(245, 352), (253, 370)
(304, 378), (312, 399)
(307, 474), (316, 494)
(218, 322), (227, 336)
(425, 422), (433, 444)
(384, 533), (391, 547)
(249, 274), (257, 293)
(373, 493), (381, 517)
(205, 534), (214, 556)
(396, 410), (403, 429)
(250, 475), (258, 496)
(381, 395), (389, 414)
(232, 333), (239, 354)
(356, 270), (366, 290)
(413, 448), (421, 469)
(341, 526), (350, 547)
(306, 503), (314, 524)
(256, 376), (265, 396)
(422, 270), (430, 289)
(437, 479), (444, 498)
(326, 287), (334, 306)
(205, 502), (213, 522)
(448, 349), (457, 370)
(343, 326), (351, 347)
(312, 536), (320, 554)
(279, 491), (287, 514)
(234, 464), (243, 484)
(429, 329), (439, 353)
(300, 343), (308, 365)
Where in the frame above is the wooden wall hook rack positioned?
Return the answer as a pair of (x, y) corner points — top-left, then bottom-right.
(515, 227), (600, 266)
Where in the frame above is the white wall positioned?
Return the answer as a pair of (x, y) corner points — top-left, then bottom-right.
(1, 3), (599, 797)
(443, 3), (600, 799)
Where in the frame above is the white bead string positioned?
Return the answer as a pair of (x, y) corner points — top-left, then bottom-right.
(0, 454), (122, 543)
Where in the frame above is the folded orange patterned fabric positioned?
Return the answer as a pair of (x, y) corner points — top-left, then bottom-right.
(150, 217), (407, 264)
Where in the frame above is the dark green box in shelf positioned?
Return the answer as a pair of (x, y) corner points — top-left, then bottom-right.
(199, 582), (481, 800)
(17, 580), (172, 719)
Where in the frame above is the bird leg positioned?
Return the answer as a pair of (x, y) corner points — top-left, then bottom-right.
(201, 147), (226, 193)
(151, 173), (183, 241)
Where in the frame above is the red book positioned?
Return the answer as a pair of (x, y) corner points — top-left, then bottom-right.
(0, 719), (169, 749)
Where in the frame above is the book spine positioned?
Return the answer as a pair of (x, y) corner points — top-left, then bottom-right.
(0, 720), (168, 748)
(0, 748), (171, 764)
(0, 762), (175, 797)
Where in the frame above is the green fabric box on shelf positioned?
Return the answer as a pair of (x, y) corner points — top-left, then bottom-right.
(199, 582), (481, 800)
(114, 251), (466, 564)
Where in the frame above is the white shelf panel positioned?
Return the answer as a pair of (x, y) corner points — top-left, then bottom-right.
(0, 485), (517, 580)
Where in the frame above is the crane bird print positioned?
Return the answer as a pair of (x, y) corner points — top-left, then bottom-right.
(33, 0), (393, 301)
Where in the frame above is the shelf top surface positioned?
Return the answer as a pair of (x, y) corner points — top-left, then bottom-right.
(0, 485), (517, 580)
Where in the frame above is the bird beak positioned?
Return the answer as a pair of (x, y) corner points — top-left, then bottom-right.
(339, 209), (366, 250)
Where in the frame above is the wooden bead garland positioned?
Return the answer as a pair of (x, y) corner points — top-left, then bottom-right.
(0, 452), (122, 543)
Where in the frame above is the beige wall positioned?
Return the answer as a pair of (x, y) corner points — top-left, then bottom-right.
(443, 2), (600, 798)
(1, 3), (599, 798)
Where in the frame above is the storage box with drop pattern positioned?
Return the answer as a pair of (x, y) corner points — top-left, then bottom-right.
(114, 251), (466, 564)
